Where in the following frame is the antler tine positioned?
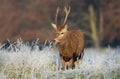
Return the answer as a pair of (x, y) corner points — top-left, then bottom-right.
(55, 7), (60, 25)
(63, 6), (70, 25)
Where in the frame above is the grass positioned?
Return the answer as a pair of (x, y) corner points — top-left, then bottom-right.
(0, 40), (120, 79)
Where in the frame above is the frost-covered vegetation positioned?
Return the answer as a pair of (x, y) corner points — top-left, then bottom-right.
(0, 40), (120, 79)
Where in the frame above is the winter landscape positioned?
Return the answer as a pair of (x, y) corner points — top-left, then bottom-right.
(0, 40), (120, 79)
(0, 0), (120, 79)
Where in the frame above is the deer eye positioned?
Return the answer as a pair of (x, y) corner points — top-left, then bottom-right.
(61, 32), (64, 34)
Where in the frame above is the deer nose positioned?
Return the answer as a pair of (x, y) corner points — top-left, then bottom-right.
(53, 39), (56, 43)
(53, 39), (60, 45)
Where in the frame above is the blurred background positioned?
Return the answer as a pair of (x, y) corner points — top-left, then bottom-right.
(0, 0), (120, 48)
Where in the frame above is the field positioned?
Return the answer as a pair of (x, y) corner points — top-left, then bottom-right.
(0, 40), (120, 79)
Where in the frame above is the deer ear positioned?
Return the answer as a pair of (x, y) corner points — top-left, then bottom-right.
(51, 23), (57, 30)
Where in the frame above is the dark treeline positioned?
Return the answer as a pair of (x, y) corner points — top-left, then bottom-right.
(0, 0), (120, 47)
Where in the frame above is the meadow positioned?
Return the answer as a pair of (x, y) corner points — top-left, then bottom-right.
(0, 40), (120, 79)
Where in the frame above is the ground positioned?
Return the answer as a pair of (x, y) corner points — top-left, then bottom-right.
(0, 40), (120, 79)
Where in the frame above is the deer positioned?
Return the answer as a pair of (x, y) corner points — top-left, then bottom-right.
(51, 6), (85, 70)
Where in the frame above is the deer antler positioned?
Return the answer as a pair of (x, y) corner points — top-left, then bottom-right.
(55, 7), (60, 25)
(63, 6), (70, 25)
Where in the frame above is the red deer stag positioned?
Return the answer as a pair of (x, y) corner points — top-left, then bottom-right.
(51, 7), (85, 70)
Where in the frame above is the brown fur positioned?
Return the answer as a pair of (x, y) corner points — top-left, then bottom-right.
(58, 30), (84, 70)
(52, 23), (85, 70)
(52, 6), (84, 70)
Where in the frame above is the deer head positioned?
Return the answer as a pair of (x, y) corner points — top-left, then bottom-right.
(51, 7), (70, 45)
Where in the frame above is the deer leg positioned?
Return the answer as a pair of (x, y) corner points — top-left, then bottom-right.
(68, 58), (74, 69)
(74, 60), (79, 68)
(61, 58), (66, 70)
(74, 51), (84, 68)
(74, 56), (83, 69)
(79, 59), (82, 65)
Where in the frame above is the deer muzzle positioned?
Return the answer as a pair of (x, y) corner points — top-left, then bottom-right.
(53, 39), (60, 45)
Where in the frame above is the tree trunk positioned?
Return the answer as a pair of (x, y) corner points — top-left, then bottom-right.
(89, 5), (100, 48)
(99, 9), (104, 46)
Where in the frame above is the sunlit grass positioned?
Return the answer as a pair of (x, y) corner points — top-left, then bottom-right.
(0, 40), (120, 79)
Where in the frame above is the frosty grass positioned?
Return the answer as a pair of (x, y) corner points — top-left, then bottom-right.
(0, 40), (120, 79)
